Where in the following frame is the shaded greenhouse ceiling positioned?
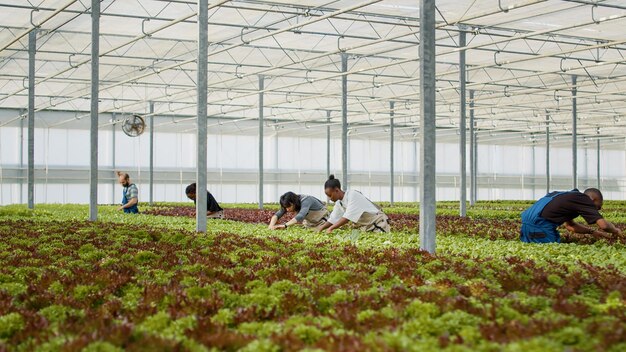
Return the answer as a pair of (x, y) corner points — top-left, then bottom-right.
(0, 0), (625, 147)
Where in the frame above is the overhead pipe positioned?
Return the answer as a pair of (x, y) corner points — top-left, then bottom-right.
(0, 0), (79, 54)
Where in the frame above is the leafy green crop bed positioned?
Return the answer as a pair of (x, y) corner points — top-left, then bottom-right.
(1, 219), (625, 351)
(0, 203), (625, 351)
(144, 205), (626, 246)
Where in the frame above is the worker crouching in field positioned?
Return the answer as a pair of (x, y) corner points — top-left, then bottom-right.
(185, 183), (224, 219)
(117, 171), (139, 214)
(318, 175), (390, 234)
(268, 192), (329, 231)
(521, 188), (622, 243)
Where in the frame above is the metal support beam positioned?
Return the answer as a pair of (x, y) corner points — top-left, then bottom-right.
(27, 31), (35, 209)
(390, 101), (395, 206)
(474, 133), (478, 203)
(572, 75), (577, 190)
(274, 126), (279, 201)
(531, 141), (536, 197)
(111, 112), (116, 204)
(196, 0), (208, 232)
(581, 146), (590, 185)
(546, 114), (550, 194)
(89, 0), (99, 221)
(326, 110), (331, 179)
(459, 27), (467, 217)
(419, 0), (436, 254)
(341, 52), (348, 189)
(149, 101), (154, 205)
(19, 116), (24, 204)
(258, 75), (264, 210)
(413, 137), (418, 202)
(597, 137), (601, 189)
(469, 90), (476, 206)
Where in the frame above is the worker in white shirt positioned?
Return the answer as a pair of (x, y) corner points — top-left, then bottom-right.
(318, 175), (390, 234)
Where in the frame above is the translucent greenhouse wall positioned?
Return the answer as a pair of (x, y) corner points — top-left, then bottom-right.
(1, 126), (626, 205)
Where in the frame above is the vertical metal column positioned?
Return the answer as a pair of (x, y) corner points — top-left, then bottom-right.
(274, 125), (279, 201)
(149, 102), (154, 205)
(546, 114), (550, 194)
(19, 116), (24, 204)
(459, 28), (467, 217)
(572, 75), (577, 189)
(326, 110), (331, 178)
(89, 0), (100, 221)
(469, 90), (476, 205)
(111, 113), (116, 204)
(597, 137), (601, 189)
(474, 133), (478, 202)
(419, 0), (436, 254)
(27, 31), (36, 209)
(196, 0), (208, 232)
(531, 140), (536, 198)
(390, 101), (395, 206)
(258, 75), (264, 210)
(413, 137), (418, 202)
(341, 53), (348, 189)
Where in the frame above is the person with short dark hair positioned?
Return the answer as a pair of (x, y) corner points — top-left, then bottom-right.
(317, 175), (390, 234)
(268, 191), (329, 231)
(116, 171), (139, 214)
(185, 183), (224, 219)
(520, 188), (622, 243)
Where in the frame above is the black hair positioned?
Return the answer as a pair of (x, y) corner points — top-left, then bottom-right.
(279, 192), (301, 212)
(324, 174), (341, 190)
(185, 183), (196, 195)
(584, 188), (603, 202)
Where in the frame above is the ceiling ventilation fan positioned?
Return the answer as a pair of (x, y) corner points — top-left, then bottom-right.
(121, 114), (146, 137)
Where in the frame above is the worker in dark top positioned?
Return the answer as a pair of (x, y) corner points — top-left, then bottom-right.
(185, 183), (224, 219)
(520, 188), (621, 243)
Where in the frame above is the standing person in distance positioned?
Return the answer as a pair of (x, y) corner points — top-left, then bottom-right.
(117, 171), (139, 214)
(318, 175), (390, 234)
(520, 188), (622, 243)
(268, 191), (329, 231)
(185, 183), (224, 219)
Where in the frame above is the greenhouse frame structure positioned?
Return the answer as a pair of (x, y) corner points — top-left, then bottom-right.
(1, 0), (626, 252)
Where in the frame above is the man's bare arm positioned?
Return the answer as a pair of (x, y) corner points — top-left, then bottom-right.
(565, 219), (622, 238)
(564, 220), (591, 234)
(316, 221), (332, 232)
(326, 217), (350, 233)
(596, 219), (622, 236)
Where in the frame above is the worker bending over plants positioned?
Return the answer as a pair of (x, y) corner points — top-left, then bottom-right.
(319, 175), (390, 234)
(117, 171), (139, 214)
(185, 183), (224, 219)
(268, 192), (329, 231)
(520, 188), (622, 243)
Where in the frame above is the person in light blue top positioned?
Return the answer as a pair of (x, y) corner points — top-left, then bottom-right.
(117, 171), (139, 214)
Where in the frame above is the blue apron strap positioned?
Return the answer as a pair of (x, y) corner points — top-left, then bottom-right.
(520, 192), (565, 243)
(121, 186), (139, 214)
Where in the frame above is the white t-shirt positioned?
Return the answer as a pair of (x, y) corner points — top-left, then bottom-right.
(328, 190), (379, 224)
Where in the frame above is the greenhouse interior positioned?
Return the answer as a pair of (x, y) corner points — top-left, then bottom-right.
(1, 0), (626, 351)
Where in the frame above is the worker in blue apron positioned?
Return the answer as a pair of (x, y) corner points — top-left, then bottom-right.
(117, 171), (139, 214)
(520, 188), (621, 243)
